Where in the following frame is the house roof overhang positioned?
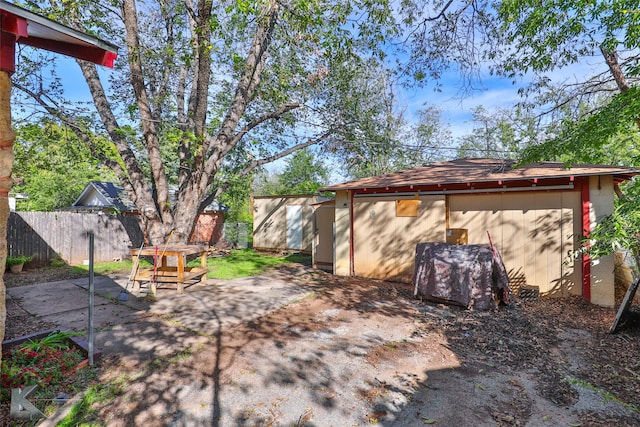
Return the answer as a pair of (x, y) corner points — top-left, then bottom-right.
(320, 159), (640, 195)
(0, 0), (118, 72)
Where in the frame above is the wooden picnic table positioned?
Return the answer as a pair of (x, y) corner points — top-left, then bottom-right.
(129, 244), (208, 295)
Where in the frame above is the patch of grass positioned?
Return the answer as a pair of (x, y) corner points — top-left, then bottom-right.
(57, 374), (128, 426)
(567, 377), (640, 413)
(283, 252), (311, 265)
(73, 259), (152, 276)
(197, 249), (310, 279)
(71, 249), (310, 280)
(383, 341), (399, 351)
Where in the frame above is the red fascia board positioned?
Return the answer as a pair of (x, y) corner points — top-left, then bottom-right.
(351, 177), (575, 195)
(18, 35), (116, 68)
(1, 11), (28, 37)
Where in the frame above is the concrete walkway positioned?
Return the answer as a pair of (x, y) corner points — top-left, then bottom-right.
(6, 266), (315, 366)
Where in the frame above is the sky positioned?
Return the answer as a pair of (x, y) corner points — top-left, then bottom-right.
(401, 53), (611, 140)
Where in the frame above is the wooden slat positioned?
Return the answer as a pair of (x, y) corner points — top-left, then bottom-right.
(7, 211), (144, 266)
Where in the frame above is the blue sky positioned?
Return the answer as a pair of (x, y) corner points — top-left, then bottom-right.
(401, 53), (611, 140)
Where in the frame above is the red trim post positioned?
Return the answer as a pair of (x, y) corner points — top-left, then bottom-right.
(349, 190), (355, 276)
(0, 30), (16, 74)
(0, 12), (28, 73)
(581, 177), (591, 301)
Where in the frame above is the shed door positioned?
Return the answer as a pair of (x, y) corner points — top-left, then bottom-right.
(286, 205), (303, 250)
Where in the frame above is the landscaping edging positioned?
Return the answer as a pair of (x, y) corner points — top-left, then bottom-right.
(2, 327), (102, 362)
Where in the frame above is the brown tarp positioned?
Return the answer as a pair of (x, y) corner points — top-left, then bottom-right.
(412, 242), (510, 310)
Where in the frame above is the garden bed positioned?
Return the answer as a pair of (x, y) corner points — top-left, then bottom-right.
(1, 329), (101, 425)
(2, 328), (101, 362)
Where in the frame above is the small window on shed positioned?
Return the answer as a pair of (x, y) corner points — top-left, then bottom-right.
(396, 199), (420, 217)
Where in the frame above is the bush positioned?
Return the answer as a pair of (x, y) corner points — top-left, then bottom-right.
(6, 255), (33, 266)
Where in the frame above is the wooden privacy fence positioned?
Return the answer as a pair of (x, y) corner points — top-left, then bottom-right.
(7, 212), (144, 267)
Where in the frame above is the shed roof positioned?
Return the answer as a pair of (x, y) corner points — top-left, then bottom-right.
(320, 158), (640, 192)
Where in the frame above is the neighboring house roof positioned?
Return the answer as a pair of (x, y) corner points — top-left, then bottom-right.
(71, 181), (228, 212)
(72, 181), (136, 211)
(320, 158), (640, 192)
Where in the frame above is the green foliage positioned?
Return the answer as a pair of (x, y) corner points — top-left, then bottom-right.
(69, 250), (306, 280)
(520, 88), (640, 165)
(277, 148), (329, 195)
(12, 122), (117, 211)
(11, 0), (401, 244)
(73, 259), (152, 276)
(186, 249), (311, 279)
(50, 256), (66, 268)
(6, 255), (33, 266)
(575, 179), (640, 269)
(1, 331), (85, 402)
(214, 146), (255, 223)
(252, 168), (282, 197)
(567, 377), (640, 413)
(323, 59), (449, 178)
(21, 330), (82, 352)
(457, 106), (538, 159)
(253, 148), (329, 196)
(498, 0), (640, 76)
(57, 372), (130, 426)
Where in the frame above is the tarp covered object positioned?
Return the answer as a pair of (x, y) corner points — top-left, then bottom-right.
(412, 242), (510, 310)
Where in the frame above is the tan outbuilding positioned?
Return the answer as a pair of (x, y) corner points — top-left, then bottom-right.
(253, 195), (330, 254)
(319, 159), (640, 308)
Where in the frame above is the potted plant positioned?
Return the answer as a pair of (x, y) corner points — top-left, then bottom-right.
(6, 255), (33, 273)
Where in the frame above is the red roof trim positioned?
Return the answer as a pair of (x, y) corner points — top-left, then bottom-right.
(320, 159), (640, 193)
(18, 36), (117, 67)
(0, 3), (118, 72)
(1, 11), (27, 37)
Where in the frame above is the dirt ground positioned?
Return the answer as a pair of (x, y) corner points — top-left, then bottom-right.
(4, 266), (640, 426)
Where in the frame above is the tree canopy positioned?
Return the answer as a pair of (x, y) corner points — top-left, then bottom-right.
(12, 122), (117, 211)
(13, 0), (396, 244)
(253, 148), (329, 196)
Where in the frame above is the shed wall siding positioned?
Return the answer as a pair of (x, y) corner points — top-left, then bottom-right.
(588, 175), (616, 307)
(448, 191), (582, 297)
(352, 195), (446, 281)
(252, 196), (315, 252)
(334, 191), (351, 276)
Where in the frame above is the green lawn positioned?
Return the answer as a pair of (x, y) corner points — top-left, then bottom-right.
(73, 249), (310, 280)
(195, 249), (310, 279)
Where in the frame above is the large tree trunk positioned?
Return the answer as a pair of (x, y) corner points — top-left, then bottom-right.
(0, 71), (15, 349)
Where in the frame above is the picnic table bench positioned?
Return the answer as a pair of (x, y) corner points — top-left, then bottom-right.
(129, 244), (208, 295)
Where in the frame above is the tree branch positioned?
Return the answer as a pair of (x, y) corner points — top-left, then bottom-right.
(227, 102), (301, 147)
(200, 131), (329, 210)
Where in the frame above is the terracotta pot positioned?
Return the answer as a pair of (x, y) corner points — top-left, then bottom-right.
(9, 263), (23, 273)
